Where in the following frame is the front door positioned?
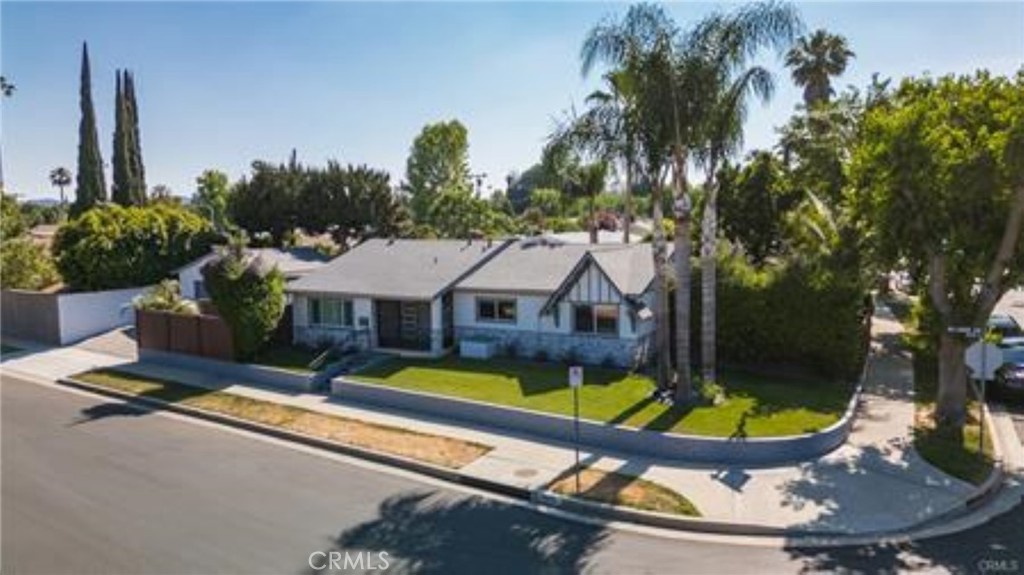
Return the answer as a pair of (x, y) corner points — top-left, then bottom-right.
(376, 300), (431, 351)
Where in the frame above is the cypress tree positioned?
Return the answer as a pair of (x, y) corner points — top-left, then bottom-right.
(111, 70), (132, 205)
(73, 42), (106, 216)
(125, 72), (146, 204)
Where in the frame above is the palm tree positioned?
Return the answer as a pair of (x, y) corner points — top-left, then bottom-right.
(686, 2), (802, 385)
(0, 76), (13, 191)
(785, 29), (854, 109)
(49, 167), (72, 207)
(581, 3), (681, 393)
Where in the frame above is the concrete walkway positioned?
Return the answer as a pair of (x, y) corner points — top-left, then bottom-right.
(2, 305), (1018, 536)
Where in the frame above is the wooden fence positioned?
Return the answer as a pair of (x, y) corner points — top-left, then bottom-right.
(136, 309), (234, 360)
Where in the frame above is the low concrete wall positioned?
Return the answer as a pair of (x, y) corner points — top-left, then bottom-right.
(332, 377), (863, 466)
(140, 348), (314, 392)
(2, 286), (146, 345)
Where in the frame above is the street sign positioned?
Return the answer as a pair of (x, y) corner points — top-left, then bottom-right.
(568, 365), (583, 388)
(965, 341), (1003, 381)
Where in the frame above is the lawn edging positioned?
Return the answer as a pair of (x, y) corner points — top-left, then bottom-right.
(331, 372), (866, 466)
(139, 348), (315, 392)
(55, 375), (523, 500)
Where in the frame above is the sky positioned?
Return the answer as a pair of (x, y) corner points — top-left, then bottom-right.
(2, 1), (1022, 201)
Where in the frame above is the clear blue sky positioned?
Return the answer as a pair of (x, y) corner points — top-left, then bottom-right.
(2, 1), (1022, 200)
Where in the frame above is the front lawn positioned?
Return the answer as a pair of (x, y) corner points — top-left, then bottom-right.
(350, 357), (851, 438)
(251, 344), (324, 374)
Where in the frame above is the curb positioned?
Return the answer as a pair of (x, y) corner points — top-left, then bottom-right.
(56, 376), (530, 502)
(53, 374), (1015, 545)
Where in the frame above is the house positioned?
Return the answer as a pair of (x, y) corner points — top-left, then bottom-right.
(176, 247), (332, 300)
(287, 238), (512, 355)
(287, 236), (659, 368)
(453, 237), (657, 367)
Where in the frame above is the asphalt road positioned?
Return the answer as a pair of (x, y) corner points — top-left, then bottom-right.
(3, 374), (1023, 575)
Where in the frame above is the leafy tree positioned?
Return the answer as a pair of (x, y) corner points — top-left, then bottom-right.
(426, 188), (513, 239)
(150, 184), (173, 200)
(201, 237), (286, 360)
(850, 70), (1024, 426)
(718, 151), (799, 264)
(53, 203), (215, 291)
(404, 120), (471, 222)
(299, 162), (408, 246)
(785, 29), (855, 109)
(193, 169), (233, 231)
(1, 193), (60, 290)
(49, 166), (72, 208)
(73, 43), (106, 216)
(229, 155), (305, 246)
(528, 188), (563, 218)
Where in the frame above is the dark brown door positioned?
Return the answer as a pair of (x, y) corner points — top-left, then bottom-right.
(376, 300), (402, 349)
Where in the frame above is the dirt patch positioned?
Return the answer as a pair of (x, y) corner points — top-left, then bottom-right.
(75, 369), (491, 469)
(548, 467), (700, 516)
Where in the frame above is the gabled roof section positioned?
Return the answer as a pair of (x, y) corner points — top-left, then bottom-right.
(288, 238), (511, 300)
(176, 247), (332, 277)
(455, 237), (592, 293)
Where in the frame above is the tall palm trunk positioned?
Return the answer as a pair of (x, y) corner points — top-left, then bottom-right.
(623, 160), (633, 244)
(649, 172), (672, 391)
(672, 148), (693, 402)
(700, 162), (719, 383)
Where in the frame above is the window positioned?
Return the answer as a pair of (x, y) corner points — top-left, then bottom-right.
(477, 298), (517, 323)
(573, 304), (618, 335)
(309, 297), (353, 327)
(193, 280), (209, 300)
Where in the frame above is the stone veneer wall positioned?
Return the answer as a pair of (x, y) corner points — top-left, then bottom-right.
(454, 326), (650, 369)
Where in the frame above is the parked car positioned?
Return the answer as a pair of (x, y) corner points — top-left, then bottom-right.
(988, 313), (1024, 340)
(992, 345), (1024, 400)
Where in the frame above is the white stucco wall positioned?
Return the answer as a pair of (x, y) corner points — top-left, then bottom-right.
(454, 292), (568, 334)
(177, 261), (206, 299)
(56, 286), (149, 344)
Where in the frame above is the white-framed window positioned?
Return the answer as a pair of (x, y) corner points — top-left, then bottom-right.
(573, 304), (618, 335)
(309, 297), (354, 327)
(477, 297), (517, 323)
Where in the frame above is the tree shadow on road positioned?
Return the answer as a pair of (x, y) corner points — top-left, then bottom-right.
(299, 490), (609, 575)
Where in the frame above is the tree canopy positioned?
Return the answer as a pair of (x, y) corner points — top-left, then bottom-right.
(404, 120), (471, 222)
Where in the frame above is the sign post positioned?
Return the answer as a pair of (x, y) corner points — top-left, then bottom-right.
(964, 336), (1003, 454)
(568, 365), (583, 495)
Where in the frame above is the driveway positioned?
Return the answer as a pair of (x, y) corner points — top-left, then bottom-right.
(71, 326), (139, 360)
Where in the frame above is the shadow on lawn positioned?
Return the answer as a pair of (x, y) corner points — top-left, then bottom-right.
(298, 490), (609, 575)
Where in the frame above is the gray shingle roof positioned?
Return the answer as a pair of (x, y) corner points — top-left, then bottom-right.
(177, 247), (331, 277)
(287, 238), (509, 300)
(456, 237), (662, 296)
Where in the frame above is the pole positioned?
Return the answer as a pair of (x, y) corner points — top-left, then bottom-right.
(979, 332), (986, 455)
(574, 385), (581, 495)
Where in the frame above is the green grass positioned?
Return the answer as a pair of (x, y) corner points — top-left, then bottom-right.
(251, 344), (321, 374)
(911, 346), (995, 485)
(351, 357), (851, 438)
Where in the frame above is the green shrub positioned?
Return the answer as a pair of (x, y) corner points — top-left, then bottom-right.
(201, 244), (286, 360)
(691, 254), (869, 380)
(53, 203), (215, 291)
(0, 238), (60, 290)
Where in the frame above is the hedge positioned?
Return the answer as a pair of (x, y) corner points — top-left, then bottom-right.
(684, 255), (870, 381)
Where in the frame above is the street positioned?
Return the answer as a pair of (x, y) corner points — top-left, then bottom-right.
(3, 373), (1023, 575)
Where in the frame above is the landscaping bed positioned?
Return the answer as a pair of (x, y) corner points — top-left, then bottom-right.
(75, 369), (491, 469)
(251, 344), (326, 374)
(548, 466), (701, 517)
(350, 357), (851, 438)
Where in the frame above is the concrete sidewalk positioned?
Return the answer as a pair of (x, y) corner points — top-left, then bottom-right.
(3, 305), (1019, 536)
